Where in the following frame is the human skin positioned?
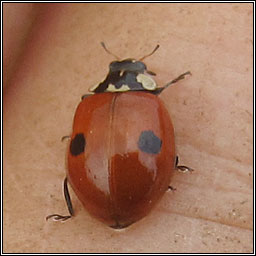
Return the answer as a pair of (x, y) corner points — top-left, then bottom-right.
(3, 3), (253, 253)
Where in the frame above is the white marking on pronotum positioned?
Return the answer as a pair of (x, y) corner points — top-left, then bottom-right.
(136, 74), (157, 90)
(106, 84), (130, 92)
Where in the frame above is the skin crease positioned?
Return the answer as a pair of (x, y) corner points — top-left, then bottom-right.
(3, 3), (253, 253)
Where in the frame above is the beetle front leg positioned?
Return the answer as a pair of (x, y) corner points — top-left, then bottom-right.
(81, 93), (94, 100)
(154, 71), (192, 95)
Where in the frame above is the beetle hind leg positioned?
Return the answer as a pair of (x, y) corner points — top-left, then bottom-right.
(168, 185), (176, 191)
(46, 177), (74, 222)
(46, 214), (71, 221)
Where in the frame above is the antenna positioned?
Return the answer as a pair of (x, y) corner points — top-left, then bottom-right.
(100, 42), (120, 60)
(139, 44), (160, 61)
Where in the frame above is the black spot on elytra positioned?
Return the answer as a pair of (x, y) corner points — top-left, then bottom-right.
(138, 130), (162, 154)
(70, 133), (86, 156)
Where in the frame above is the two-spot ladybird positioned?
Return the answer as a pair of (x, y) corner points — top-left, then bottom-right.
(47, 43), (193, 229)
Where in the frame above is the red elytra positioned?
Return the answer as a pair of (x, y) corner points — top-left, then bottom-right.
(46, 44), (193, 229)
(68, 92), (175, 228)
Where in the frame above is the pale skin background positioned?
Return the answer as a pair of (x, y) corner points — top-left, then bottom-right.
(3, 3), (253, 253)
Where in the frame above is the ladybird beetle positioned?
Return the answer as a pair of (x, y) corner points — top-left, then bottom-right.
(47, 43), (193, 229)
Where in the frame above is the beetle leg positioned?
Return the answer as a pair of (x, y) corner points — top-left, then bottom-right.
(175, 155), (179, 166)
(46, 177), (74, 222)
(61, 135), (71, 142)
(175, 156), (194, 173)
(81, 93), (93, 100)
(154, 71), (192, 95)
(168, 186), (176, 191)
